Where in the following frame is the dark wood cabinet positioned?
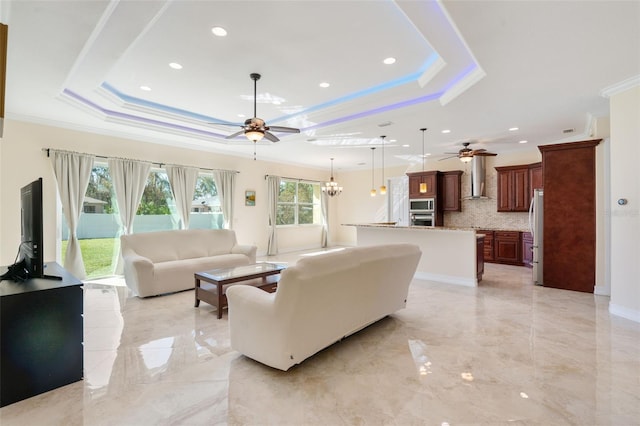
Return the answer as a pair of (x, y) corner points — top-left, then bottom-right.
(494, 231), (521, 265)
(477, 230), (495, 262)
(539, 139), (600, 293)
(441, 170), (463, 211)
(496, 165), (529, 212)
(522, 231), (533, 267)
(1, 263), (84, 407)
(477, 235), (485, 282)
(528, 162), (543, 200)
(407, 171), (438, 198)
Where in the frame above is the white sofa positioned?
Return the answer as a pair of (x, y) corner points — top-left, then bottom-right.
(120, 229), (256, 297)
(226, 243), (421, 371)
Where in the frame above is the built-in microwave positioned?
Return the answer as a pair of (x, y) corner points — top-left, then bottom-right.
(409, 198), (435, 212)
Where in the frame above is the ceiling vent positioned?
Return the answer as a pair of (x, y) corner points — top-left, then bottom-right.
(562, 128), (575, 134)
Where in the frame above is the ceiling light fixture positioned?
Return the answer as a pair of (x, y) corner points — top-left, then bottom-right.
(509, 127), (519, 131)
(419, 128), (428, 193)
(519, 140), (528, 144)
(169, 62), (183, 70)
(370, 147), (376, 197)
(319, 82), (330, 88)
(245, 130), (264, 143)
(460, 155), (473, 163)
(322, 158), (343, 197)
(383, 57), (396, 65)
(140, 85), (151, 91)
(379, 135), (387, 195)
(211, 27), (227, 37)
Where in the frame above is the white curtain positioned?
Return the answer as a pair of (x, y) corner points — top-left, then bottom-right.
(320, 190), (329, 248)
(213, 170), (236, 229)
(266, 175), (280, 255)
(165, 165), (199, 229)
(50, 151), (94, 279)
(108, 158), (151, 273)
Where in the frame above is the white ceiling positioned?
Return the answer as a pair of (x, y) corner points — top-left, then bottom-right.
(2, 0), (639, 171)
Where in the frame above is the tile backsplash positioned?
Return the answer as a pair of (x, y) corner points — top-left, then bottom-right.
(443, 168), (530, 231)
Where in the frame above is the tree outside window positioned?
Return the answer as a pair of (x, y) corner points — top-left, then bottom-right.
(277, 179), (321, 226)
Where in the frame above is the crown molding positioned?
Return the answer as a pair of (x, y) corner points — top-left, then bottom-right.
(600, 75), (640, 98)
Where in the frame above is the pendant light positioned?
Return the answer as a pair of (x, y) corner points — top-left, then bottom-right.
(379, 135), (387, 195)
(370, 147), (376, 197)
(419, 128), (428, 193)
(322, 158), (343, 197)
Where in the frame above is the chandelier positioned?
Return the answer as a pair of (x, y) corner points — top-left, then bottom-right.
(322, 158), (343, 197)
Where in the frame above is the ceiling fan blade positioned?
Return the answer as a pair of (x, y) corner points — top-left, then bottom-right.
(208, 121), (240, 127)
(225, 130), (246, 139)
(474, 152), (497, 156)
(439, 155), (460, 161)
(263, 131), (280, 142)
(268, 126), (300, 134)
(471, 148), (487, 154)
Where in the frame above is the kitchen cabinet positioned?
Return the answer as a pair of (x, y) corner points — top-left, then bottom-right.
(522, 231), (533, 267)
(528, 162), (543, 200)
(407, 171), (438, 198)
(495, 165), (529, 212)
(494, 231), (521, 265)
(441, 170), (463, 212)
(477, 230), (495, 262)
(477, 235), (485, 282)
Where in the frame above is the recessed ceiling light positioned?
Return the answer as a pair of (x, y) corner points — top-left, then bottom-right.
(169, 62), (183, 70)
(402, 144), (410, 148)
(509, 127), (519, 131)
(319, 82), (330, 88)
(389, 139), (397, 143)
(519, 140), (528, 144)
(383, 57), (396, 65)
(140, 85), (151, 91)
(441, 129), (451, 134)
(237, 113), (245, 118)
(211, 27), (227, 37)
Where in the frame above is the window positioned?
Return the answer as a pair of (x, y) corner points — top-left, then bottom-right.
(276, 179), (321, 226)
(61, 164), (222, 279)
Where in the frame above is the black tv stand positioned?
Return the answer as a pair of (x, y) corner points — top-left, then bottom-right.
(1, 262), (83, 407)
(43, 274), (63, 280)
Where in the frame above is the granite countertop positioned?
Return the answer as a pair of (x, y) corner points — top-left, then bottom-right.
(342, 223), (529, 233)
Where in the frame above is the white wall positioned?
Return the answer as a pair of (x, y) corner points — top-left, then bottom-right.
(0, 119), (332, 265)
(608, 85), (640, 322)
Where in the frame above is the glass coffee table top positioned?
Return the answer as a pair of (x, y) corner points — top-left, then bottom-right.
(197, 262), (286, 282)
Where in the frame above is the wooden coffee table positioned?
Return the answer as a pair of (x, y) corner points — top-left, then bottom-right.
(194, 263), (286, 319)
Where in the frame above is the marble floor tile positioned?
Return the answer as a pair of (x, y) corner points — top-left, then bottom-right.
(1, 249), (639, 425)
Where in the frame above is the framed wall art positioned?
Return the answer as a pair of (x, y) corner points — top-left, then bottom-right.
(245, 190), (256, 206)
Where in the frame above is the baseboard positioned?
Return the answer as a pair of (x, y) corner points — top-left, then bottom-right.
(594, 284), (611, 296)
(413, 271), (477, 287)
(609, 303), (640, 323)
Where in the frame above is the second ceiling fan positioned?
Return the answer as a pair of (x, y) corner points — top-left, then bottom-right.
(225, 73), (300, 143)
(441, 142), (497, 162)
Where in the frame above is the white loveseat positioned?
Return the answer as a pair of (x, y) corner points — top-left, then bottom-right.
(120, 229), (256, 297)
(226, 243), (421, 371)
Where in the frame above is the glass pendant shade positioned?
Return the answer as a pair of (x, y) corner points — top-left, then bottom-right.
(460, 155), (473, 163)
(380, 185), (387, 195)
(419, 182), (427, 193)
(245, 130), (264, 142)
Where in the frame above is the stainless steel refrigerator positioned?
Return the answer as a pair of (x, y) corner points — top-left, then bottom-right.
(529, 189), (543, 285)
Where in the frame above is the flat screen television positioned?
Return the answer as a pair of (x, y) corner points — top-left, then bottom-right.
(19, 177), (44, 278)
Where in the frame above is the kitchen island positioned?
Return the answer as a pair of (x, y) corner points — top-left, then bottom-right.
(344, 224), (484, 287)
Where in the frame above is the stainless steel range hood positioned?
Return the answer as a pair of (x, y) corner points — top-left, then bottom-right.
(468, 155), (488, 199)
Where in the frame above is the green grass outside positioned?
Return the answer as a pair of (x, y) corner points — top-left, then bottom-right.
(61, 237), (117, 278)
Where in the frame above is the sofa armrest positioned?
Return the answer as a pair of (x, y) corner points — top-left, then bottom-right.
(231, 244), (257, 263)
(227, 285), (292, 370)
(122, 253), (154, 297)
